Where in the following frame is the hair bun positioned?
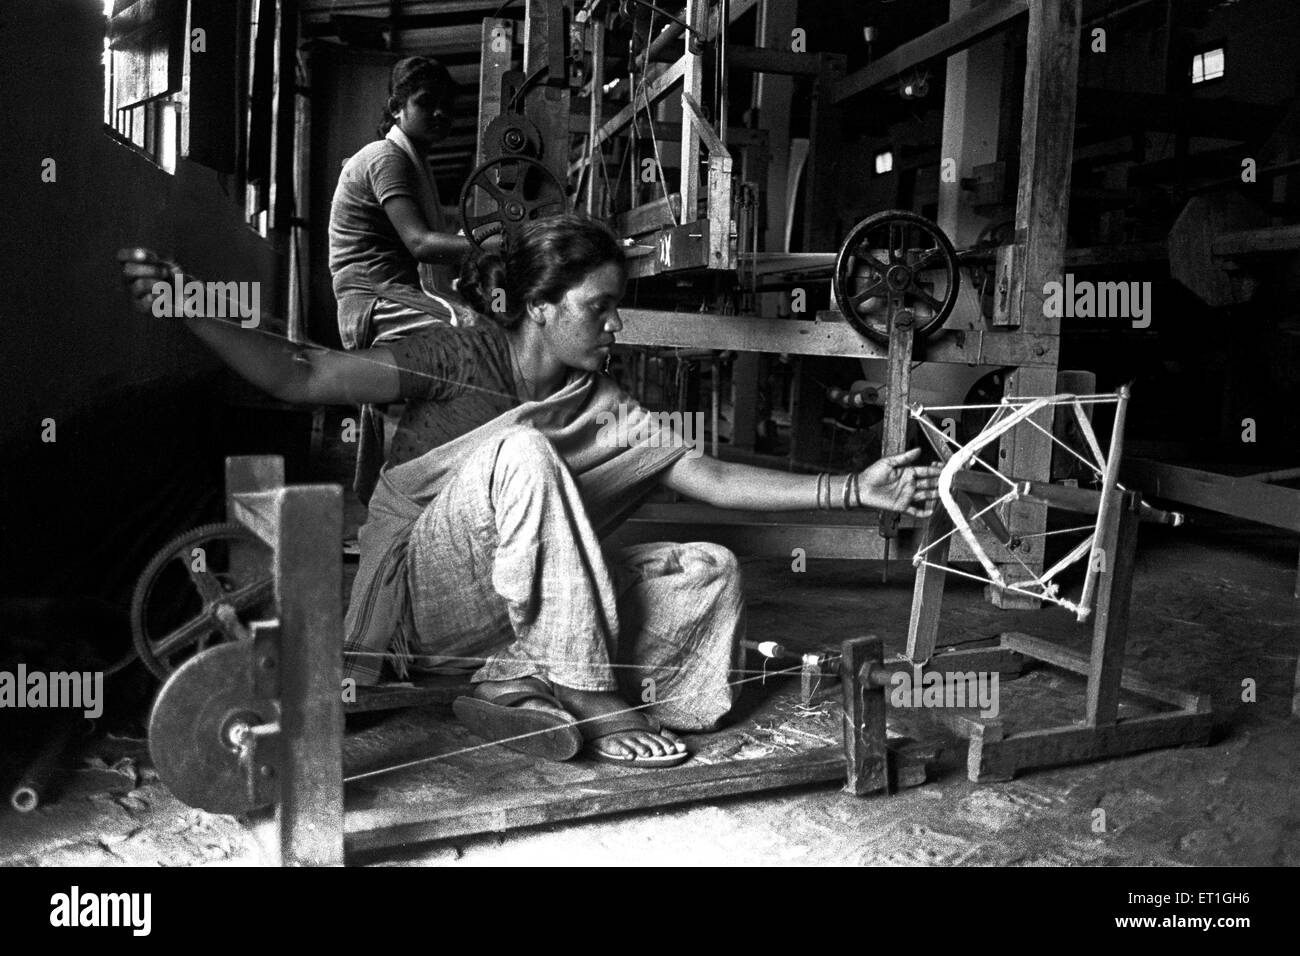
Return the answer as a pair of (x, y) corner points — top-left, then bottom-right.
(458, 248), (509, 320)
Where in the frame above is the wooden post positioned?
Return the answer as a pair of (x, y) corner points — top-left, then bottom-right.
(840, 635), (889, 796)
(1085, 491), (1140, 726)
(991, 366), (1055, 607)
(584, 14), (604, 216)
(937, 0), (1008, 250)
(879, 311), (916, 547)
(274, 484), (344, 866)
(678, 0), (706, 217)
(476, 18), (516, 172)
(1078, 385), (1129, 617)
(906, 508), (955, 664)
(991, 0), (1079, 605)
(523, 0), (569, 187)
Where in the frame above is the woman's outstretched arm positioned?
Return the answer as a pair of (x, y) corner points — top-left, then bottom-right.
(661, 447), (941, 516)
(117, 248), (402, 406)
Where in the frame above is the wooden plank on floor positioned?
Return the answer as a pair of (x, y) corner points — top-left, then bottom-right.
(344, 747), (847, 853)
(967, 710), (1214, 782)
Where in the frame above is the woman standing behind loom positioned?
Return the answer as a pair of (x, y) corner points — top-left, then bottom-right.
(118, 216), (940, 768)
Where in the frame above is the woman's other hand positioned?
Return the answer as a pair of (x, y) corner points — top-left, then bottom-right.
(858, 447), (942, 517)
(117, 248), (178, 314)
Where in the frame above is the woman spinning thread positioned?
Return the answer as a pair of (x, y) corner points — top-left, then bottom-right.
(118, 215), (940, 769)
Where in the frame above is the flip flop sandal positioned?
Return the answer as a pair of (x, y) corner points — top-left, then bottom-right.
(580, 711), (691, 768)
(452, 678), (583, 762)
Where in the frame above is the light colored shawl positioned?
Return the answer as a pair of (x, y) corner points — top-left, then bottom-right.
(382, 125), (457, 309)
(342, 371), (689, 684)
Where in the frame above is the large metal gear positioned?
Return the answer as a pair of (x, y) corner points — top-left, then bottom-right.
(459, 155), (568, 248)
(833, 211), (960, 344)
(131, 522), (273, 680)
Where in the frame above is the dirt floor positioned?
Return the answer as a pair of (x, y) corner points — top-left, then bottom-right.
(1, 512), (1297, 867)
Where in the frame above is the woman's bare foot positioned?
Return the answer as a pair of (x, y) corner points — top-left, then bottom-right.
(551, 685), (686, 760)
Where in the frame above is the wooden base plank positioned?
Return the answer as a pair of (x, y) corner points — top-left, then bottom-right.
(344, 747), (848, 854)
(966, 710), (1214, 782)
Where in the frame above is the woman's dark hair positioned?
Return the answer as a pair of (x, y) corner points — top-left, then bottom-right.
(377, 56), (457, 137)
(458, 215), (627, 330)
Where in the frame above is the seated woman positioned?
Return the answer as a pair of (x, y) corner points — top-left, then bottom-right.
(329, 56), (485, 501)
(329, 55), (477, 350)
(118, 216), (939, 768)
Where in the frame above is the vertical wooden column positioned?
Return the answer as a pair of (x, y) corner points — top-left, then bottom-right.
(523, 0), (570, 186)
(584, 14), (605, 216)
(678, 0), (707, 217)
(789, 52), (847, 469)
(476, 18), (516, 172)
(800, 53), (845, 254)
(730, 0), (798, 451)
(754, 0), (795, 250)
(275, 484), (344, 866)
(906, 509), (955, 664)
(1085, 492), (1140, 726)
(937, 0), (1007, 251)
(992, 0), (1079, 605)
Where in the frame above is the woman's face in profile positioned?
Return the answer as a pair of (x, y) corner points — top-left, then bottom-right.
(544, 262), (626, 372)
(396, 84), (455, 148)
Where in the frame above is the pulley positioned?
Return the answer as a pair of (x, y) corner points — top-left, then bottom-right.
(459, 155), (568, 249)
(833, 211), (960, 343)
(148, 641), (280, 815)
(131, 523), (273, 680)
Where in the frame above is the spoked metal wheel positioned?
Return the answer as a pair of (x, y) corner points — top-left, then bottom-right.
(833, 210), (960, 343)
(459, 155), (568, 249)
(131, 523), (273, 680)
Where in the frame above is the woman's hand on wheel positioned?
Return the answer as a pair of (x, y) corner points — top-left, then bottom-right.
(117, 248), (178, 314)
(857, 447), (942, 517)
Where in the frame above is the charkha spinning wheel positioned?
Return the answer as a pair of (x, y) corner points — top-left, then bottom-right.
(458, 155), (568, 249)
(833, 210), (960, 343)
(130, 523), (274, 680)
